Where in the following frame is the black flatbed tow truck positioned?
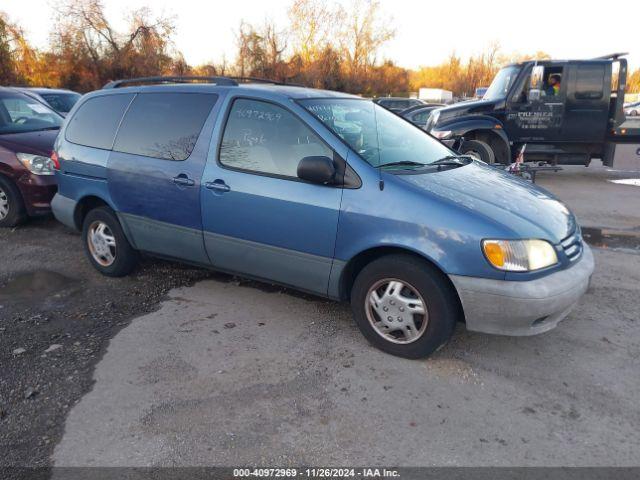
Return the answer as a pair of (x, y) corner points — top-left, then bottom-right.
(427, 53), (640, 169)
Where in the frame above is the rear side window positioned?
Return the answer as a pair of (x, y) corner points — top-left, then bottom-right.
(66, 94), (134, 150)
(575, 65), (605, 100)
(219, 98), (332, 178)
(113, 93), (218, 161)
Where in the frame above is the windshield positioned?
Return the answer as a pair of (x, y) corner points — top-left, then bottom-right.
(40, 92), (81, 113)
(483, 66), (521, 101)
(300, 98), (455, 169)
(0, 93), (62, 134)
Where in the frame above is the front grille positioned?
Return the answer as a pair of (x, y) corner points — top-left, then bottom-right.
(561, 228), (583, 262)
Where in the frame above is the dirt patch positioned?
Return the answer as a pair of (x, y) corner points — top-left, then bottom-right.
(0, 217), (212, 471)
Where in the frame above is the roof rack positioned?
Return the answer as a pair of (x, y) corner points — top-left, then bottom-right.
(102, 76), (299, 89)
(592, 52), (628, 60)
(103, 76), (238, 89)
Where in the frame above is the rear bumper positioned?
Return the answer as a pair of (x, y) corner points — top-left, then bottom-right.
(51, 193), (79, 230)
(449, 243), (594, 336)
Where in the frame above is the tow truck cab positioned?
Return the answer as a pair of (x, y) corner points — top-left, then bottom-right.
(427, 54), (633, 166)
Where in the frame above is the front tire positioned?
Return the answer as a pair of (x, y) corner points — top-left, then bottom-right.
(82, 207), (138, 277)
(351, 254), (459, 359)
(0, 176), (27, 228)
(459, 139), (495, 164)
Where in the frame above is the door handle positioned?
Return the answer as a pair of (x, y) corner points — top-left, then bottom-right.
(173, 174), (195, 187)
(204, 180), (231, 193)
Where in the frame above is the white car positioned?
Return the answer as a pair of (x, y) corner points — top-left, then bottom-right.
(624, 101), (640, 116)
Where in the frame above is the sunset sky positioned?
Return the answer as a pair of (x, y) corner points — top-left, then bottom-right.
(4, 0), (638, 70)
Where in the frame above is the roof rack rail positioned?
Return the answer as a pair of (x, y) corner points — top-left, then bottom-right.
(102, 75), (301, 89)
(592, 52), (628, 60)
(232, 76), (302, 86)
(102, 76), (239, 89)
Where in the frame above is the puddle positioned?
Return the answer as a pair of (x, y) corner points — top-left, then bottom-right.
(0, 270), (79, 301)
(609, 179), (640, 187)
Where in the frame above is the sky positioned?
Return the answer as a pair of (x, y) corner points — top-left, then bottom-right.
(3, 0), (639, 71)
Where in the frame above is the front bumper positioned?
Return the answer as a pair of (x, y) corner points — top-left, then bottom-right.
(449, 243), (594, 336)
(16, 173), (57, 216)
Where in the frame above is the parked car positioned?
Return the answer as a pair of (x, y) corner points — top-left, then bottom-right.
(14, 88), (81, 117)
(400, 105), (443, 129)
(624, 101), (640, 116)
(51, 77), (594, 359)
(372, 97), (424, 113)
(0, 88), (62, 227)
(474, 87), (488, 99)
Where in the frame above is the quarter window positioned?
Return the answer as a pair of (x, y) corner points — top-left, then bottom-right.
(66, 94), (134, 150)
(219, 98), (333, 178)
(113, 93), (218, 161)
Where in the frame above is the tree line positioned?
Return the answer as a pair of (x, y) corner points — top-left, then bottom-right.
(1, 0), (639, 96)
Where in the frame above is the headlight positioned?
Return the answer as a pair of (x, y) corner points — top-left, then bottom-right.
(482, 239), (558, 272)
(16, 153), (55, 176)
(432, 130), (452, 139)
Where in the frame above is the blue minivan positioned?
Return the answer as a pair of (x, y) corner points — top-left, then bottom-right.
(51, 77), (594, 358)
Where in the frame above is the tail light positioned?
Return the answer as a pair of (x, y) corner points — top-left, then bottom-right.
(50, 151), (60, 170)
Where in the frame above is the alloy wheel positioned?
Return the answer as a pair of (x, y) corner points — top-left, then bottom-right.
(87, 221), (117, 267)
(0, 187), (9, 220)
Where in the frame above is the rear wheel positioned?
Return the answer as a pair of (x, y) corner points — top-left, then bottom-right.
(82, 207), (138, 277)
(459, 139), (495, 164)
(350, 254), (459, 359)
(0, 176), (27, 228)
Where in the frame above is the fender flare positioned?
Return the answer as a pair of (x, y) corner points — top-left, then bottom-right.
(439, 116), (512, 162)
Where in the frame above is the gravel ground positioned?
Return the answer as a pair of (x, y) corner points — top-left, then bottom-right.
(0, 217), (213, 470)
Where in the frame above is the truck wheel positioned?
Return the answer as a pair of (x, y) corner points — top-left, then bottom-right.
(0, 176), (27, 228)
(350, 254), (458, 359)
(82, 207), (138, 277)
(460, 140), (495, 164)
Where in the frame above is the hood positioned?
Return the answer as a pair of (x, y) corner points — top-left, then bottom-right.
(434, 98), (498, 124)
(398, 162), (576, 243)
(0, 129), (59, 156)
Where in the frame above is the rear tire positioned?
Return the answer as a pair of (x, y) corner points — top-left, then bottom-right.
(350, 254), (459, 359)
(0, 176), (27, 228)
(82, 207), (138, 277)
(459, 139), (495, 164)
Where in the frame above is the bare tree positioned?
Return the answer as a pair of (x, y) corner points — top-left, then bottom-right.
(288, 0), (336, 64)
(337, 0), (394, 87)
(52, 0), (176, 89)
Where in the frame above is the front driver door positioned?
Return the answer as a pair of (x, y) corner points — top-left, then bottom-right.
(200, 97), (343, 296)
(505, 64), (565, 142)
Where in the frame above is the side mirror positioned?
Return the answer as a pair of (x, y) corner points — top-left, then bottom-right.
(297, 156), (336, 185)
(528, 65), (544, 103)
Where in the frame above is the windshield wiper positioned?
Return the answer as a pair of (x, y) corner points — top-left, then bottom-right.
(430, 156), (473, 170)
(379, 160), (428, 169)
(30, 127), (61, 132)
(431, 155), (470, 166)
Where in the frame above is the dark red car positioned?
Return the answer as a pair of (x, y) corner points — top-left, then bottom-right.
(0, 88), (63, 227)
